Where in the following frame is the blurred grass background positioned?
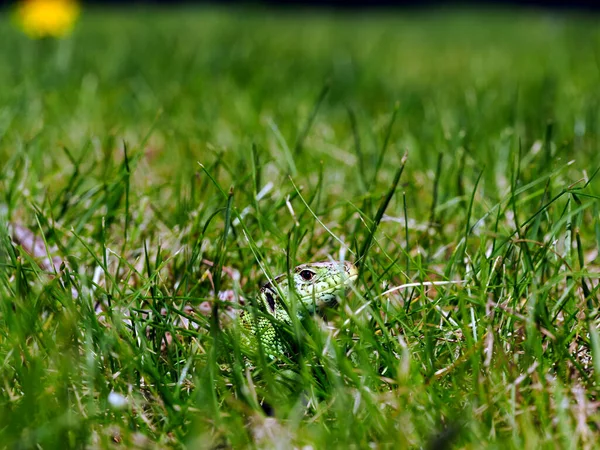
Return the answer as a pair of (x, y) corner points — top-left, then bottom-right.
(1, 6), (600, 449)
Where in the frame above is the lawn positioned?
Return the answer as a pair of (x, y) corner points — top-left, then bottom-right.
(1, 6), (599, 449)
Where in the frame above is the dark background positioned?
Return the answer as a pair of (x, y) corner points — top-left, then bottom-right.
(209, 0), (599, 11)
(1, 0), (599, 10)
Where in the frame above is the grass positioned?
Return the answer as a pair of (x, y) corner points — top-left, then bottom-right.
(1, 5), (600, 448)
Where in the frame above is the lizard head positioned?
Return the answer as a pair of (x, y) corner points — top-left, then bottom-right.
(259, 260), (358, 317)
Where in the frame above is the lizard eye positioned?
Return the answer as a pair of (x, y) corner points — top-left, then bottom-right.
(299, 269), (315, 281)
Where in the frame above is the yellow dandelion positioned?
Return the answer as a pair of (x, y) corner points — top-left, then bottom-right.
(15, 0), (80, 39)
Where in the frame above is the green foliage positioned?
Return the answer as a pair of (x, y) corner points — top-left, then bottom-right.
(0, 7), (599, 449)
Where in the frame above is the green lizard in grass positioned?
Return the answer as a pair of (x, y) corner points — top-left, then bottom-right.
(239, 260), (358, 357)
(5, 220), (358, 357)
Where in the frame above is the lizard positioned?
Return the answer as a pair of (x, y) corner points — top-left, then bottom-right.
(239, 260), (358, 357)
(4, 220), (358, 358)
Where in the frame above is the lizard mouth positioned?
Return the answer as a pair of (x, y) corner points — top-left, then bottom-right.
(344, 261), (358, 284)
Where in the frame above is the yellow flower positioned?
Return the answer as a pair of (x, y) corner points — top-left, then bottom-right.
(15, 0), (80, 39)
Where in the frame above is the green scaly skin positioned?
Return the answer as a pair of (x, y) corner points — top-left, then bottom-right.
(240, 261), (358, 357)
